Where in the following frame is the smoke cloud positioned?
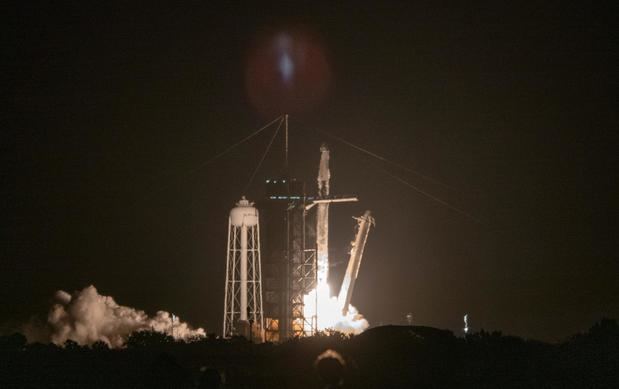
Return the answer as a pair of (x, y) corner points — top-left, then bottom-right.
(304, 283), (369, 335)
(24, 285), (205, 348)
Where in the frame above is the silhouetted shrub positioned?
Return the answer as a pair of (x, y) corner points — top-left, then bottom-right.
(0, 333), (26, 351)
(0, 320), (617, 388)
(127, 330), (174, 348)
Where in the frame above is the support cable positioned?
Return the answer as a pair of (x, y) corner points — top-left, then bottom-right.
(243, 116), (284, 194)
(381, 168), (481, 223)
(318, 129), (454, 191)
(140, 115), (283, 203)
(319, 128), (480, 223)
(197, 115), (283, 171)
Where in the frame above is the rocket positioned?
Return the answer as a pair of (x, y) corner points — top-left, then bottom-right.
(316, 143), (331, 286)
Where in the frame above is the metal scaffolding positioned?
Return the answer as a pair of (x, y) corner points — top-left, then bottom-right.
(290, 202), (317, 337)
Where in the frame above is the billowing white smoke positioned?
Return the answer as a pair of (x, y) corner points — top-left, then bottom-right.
(303, 282), (369, 335)
(25, 285), (205, 348)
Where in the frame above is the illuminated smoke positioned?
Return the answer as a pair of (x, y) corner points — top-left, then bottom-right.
(463, 314), (469, 334)
(302, 282), (369, 335)
(24, 285), (205, 348)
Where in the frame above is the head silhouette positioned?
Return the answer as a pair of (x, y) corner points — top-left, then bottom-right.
(198, 368), (222, 389)
(314, 349), (346, 387)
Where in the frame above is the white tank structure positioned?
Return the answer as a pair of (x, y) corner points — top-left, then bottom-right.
(223, 196), (264, 341)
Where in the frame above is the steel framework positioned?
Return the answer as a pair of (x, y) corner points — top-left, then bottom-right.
(290, 202), (318, 337)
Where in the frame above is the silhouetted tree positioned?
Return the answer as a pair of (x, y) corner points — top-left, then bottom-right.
(0, 333), (26, 351)
(91, 340), (109, 350)
(127, 330), (174, 348)
(1, 319), (617, 388)
(63, 339), (81, 350)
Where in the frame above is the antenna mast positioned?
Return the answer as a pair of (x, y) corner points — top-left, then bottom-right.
(284, 114), (289, 171)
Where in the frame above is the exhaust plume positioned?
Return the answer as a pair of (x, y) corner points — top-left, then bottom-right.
(303, 282), (369, 335)
(24, 285), (205, 348)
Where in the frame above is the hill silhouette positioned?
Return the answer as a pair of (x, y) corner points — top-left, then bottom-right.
(0, 319), (617, 388)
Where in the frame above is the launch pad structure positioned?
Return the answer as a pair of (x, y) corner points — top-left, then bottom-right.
(260, 178), (319, 340)
(223, 116), (372, 342)
(260, 150), (360, 341)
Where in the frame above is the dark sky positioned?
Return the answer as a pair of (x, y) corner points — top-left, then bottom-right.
(3, 2), (617, 341)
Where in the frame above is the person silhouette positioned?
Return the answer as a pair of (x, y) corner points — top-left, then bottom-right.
(314, 349), (346, 388)
(198, 368), (222, 389)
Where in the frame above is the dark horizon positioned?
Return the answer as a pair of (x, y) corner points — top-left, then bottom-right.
(3, 2), (617, 342)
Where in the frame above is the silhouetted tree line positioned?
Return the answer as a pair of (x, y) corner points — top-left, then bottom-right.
(0, 319), (617, 388)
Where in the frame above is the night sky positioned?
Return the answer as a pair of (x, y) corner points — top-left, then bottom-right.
(4, 2), (617, 341)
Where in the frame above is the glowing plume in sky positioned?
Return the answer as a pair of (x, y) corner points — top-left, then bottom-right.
(245, 26), (331, 118)
(275, 33), (294, 83)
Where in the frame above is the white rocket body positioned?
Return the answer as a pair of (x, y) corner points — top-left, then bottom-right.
(316, 144), (331, 286)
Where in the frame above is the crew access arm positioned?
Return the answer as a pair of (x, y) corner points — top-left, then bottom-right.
(338, 211), (375, 315)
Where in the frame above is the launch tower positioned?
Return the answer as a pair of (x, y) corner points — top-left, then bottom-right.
(260, 177), (318, 341)
(221, 116), (373, 342)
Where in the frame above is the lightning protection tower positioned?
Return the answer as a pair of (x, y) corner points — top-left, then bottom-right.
(223, 196), (264, 341)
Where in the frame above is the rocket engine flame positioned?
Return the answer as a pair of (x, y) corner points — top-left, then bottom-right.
(302, 282), (369, 335)
(24, 285), (205, 348)
(303, 144), (370, 336)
